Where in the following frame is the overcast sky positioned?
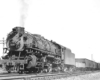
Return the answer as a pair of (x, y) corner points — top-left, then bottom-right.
(0, 0), (100, 62)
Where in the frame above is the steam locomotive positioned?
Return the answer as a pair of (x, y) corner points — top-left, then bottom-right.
(2, 27), (75, 73)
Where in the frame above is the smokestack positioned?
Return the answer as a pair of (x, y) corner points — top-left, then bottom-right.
(20, 0), (29, 27)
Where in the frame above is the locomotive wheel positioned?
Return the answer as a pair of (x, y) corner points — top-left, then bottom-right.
(69, 68), (73, 72)
(48, 67), (52, 73)
(37, 68), (43, 73)
(7, 68), (11, 73)
(18, 70), (24, 74)
(8, 70), (11, 73)
(16, 66), (20, 73)
(17, 67), (24, 74)
(43, 69), (48, 73)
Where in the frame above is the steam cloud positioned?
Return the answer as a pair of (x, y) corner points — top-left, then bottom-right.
(20, 0), (29, 27)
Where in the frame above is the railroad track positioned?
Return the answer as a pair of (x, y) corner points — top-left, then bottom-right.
(0, 71), (99, 80)
(0, 72), (71, 80)
(0, 73), (22, 77)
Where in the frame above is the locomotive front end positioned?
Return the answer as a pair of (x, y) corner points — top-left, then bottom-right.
(6, 27), (24, 51)
(2, 27), (27, 73)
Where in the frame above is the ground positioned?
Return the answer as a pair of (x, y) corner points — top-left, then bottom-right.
(55, 71), (100, 80)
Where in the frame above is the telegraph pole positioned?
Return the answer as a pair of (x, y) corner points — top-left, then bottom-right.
(0, 38), (6, 54)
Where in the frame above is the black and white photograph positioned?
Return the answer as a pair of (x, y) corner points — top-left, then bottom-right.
(0, 0), (100, 80)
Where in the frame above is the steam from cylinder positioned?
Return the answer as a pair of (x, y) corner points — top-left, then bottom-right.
(20, 0), (29, 27)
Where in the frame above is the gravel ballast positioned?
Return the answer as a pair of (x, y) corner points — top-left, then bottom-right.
(55, 72), (100, 80)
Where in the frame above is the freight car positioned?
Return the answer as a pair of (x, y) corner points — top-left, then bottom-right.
(97, 63), (100, 70)
(2, 27), (75, 73)
(75, 58), (99, 71)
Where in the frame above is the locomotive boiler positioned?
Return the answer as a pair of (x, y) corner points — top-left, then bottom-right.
(2, 27), (75, 73)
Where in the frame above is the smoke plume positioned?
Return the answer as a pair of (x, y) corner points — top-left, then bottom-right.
(20, 0), (29, 27)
